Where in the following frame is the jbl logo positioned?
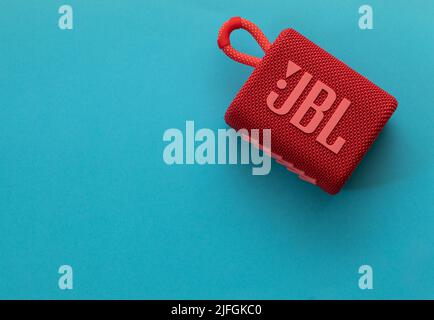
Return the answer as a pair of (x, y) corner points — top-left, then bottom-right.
(267, 60), (351, 154)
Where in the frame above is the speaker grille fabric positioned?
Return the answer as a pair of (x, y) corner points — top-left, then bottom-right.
(224, 29), (398, 194)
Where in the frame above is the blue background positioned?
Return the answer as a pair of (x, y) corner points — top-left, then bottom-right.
(0, 0), (433, 299)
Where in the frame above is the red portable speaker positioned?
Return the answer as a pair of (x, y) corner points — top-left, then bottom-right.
(217, 17), (398, 194)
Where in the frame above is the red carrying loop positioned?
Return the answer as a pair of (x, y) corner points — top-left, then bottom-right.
(217, 17), (271, 67)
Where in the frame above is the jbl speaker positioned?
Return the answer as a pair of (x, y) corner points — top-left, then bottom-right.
(217, 17), (398, 194)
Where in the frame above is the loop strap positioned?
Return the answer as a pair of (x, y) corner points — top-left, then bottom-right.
(217, 17), (271, 67)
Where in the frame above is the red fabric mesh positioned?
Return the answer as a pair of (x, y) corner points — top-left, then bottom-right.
(222, 46), (261, 68)
(224, 29), (398, 194)
(218, 17), (271, 67)
(239, 18), (271, 52)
